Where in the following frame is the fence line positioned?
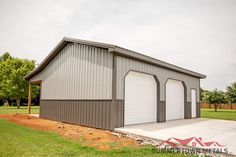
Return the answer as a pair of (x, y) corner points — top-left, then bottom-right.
(200, 103), (236, 110)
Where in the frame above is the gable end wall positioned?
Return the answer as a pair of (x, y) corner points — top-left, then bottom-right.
(30, 43), (113, 100)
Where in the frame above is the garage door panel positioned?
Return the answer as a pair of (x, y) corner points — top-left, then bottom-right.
(166, 79), (184, 120)
(191, 89), (197, 118)
(125, 71), (157, 125)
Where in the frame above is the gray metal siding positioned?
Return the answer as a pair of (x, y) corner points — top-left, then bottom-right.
(185, 102), (192, 119)
(116, 56), (200, 102)
(40, 100), (123, 130)
(30, 43), (113, 100)
(111, 100), (124, 128)
(196, 102), (200, 118)
(158, 101), (166, 122)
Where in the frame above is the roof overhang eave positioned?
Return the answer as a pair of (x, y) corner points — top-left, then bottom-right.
(109, 47), (206, 79)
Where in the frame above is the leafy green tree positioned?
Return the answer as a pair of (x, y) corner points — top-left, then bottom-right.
(202, 89), (211, 107)
(0, 52), (11, 62)
(202, 89), (226, 112)
(200, 88), (204, 102)
(201, 90), (209, 102)
(226, 82), (236, 109)
(0, 53), (12, 106)
(0, 53), (37, 108)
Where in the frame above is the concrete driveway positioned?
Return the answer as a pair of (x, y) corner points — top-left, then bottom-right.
(115, 118), (236, 155)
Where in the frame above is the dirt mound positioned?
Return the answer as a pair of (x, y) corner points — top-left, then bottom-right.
(0, 114), (138, 150)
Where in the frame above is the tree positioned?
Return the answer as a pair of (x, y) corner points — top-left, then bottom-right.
(0, 53), (37, 108)
(0, 52), (11, 62)
(202, 90), (212, 108)
(0, 53), (12, 106)
(201, 89), (226, 112)
(200, 88), (204, 102)
(226, 82), (236, 109)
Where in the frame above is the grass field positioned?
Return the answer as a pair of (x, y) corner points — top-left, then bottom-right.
(1, 119), (165, 157)
(0, 106), (39, 114)
(201, 108), (236, 121)
(0, 107), (185, 157)
(1, 107), (235, 156)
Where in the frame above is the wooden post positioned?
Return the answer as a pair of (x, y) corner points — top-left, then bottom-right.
(28, 82), (32, 114)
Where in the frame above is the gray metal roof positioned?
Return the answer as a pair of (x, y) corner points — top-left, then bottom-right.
(24, 37), (206, 80)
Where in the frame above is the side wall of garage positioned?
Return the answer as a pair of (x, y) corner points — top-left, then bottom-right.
(30, 43), (113, 100)
(30, 43), (116, 130)
(115, 55), (200, 124)
(29, 43), (201, 130)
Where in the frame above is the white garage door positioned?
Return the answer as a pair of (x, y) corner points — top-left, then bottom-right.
(124, 71), (157, 125)
(166, 79), (184, 120)
(191, 89), (197, 118)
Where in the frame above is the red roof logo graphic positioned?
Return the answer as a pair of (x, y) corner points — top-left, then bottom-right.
(158, 137), (225, 149)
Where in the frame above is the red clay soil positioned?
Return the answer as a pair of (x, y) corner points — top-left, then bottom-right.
(0, 114), (138, 150)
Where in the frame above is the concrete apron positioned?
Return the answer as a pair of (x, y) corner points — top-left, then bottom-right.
(114, 118), (236, 155)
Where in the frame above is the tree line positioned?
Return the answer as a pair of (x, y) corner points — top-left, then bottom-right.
(0, 53), (39, 108)
(201, 83), (236, 111)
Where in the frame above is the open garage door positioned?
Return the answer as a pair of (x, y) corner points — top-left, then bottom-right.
(124, 71), (157, 125)
(166, 79), (184, 120)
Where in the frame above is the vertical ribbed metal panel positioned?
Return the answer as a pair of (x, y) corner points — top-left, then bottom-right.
(116, 56), (200, 102)
(30, 43), (113, 100)
(112, 100), (124, 128)
(39, 100), (117, 130)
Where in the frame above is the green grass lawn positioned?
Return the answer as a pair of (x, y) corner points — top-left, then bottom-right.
(0, 119), (186, 157)
(0, 106), (186, 157)
(0, 106), (39, 114)
(201, 108), (236, 121)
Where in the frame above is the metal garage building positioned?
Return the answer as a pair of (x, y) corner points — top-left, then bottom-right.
(25, 37), (206, 130)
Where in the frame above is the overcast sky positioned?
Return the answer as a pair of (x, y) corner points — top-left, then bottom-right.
(0, 0), (235, 90)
